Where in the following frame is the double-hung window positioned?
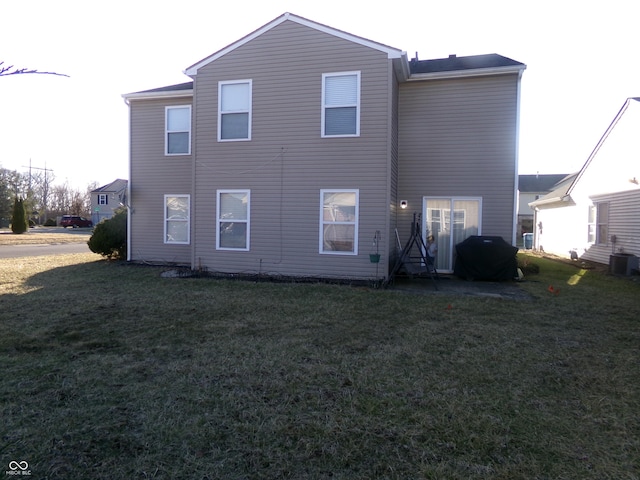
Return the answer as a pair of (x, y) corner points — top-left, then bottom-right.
(217, 190), (250, 250)
(588, 202), (609, 244)
(320, 189), (359, 254)
(165, 106), (191, 155)
(587, 205), (596, 243)
(322, 72), (360, 137)
(164, 195), (190, 244)
(98, 194), (108, 205)
(218, 80), (252, 141)
(596, 202), (609, 244)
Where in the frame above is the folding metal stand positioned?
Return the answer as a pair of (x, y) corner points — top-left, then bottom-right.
(384, 213), (438, 289)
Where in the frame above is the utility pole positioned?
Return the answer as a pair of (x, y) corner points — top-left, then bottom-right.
(21, 159), (54, 224)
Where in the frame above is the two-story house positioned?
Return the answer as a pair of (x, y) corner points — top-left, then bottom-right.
(123, 13), (525, 280)
(90, 179), (128, 225)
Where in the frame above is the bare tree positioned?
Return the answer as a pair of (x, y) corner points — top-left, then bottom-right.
(84, 181), (99, 215)
(0, 167), (97, 224)
(47, 181), (93, 218)
(70, 188), (87, 216)
(29, 169), (56, 223)
(0, 61), (68, 78)
(49, 183), (72, 216)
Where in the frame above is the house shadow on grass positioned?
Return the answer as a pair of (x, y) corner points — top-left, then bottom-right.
(18, 258), (125, 302)
(14, 256), (538, 304)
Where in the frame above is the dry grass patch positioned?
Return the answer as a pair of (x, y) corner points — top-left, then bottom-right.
(0, 253), (638, 479)
(0, 228), (90, 245)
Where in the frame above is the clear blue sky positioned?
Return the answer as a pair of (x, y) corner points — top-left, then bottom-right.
(2, 0), (638, 189)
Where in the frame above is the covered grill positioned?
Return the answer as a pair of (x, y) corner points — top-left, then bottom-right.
(454, 236), (518, 281)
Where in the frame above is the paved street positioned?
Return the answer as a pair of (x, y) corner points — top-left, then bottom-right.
(0, 242), (92, 258)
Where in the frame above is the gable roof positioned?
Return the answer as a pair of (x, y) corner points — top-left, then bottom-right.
(123, 14), (526, 100)
(531, 97), (640, 209)
(567, 97), (640, 195)
(184, 12), (408, 77)
(518, 174), (570, 193)
(92, 178), (128, 194)
(527, 173), (578, 208)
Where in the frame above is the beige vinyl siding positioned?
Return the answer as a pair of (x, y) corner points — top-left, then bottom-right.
(584, 189), (640, 264)
(191, 20), (392, 279)
(389, 69), (400, 259)
(129, 97), (193, 264)
(397, 74), (520, 243)
(91, 190), (123, 223)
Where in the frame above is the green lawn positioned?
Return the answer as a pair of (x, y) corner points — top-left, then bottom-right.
(1, 253), (638, 479)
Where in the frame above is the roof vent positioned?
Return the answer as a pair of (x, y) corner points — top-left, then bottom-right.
(448, 54), (457, 59)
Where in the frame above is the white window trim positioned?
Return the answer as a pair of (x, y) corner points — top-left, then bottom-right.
(587, 205), (596, 244)
(595, 202), (609, 245)
(98, 194), (108, 205)
(321, 71), (361, 138)
(164, 194), (190, 245)
(165, 105), (192, 156)
(216, 189), (251, 251)
(218, 80), (252, 142)
(319, 189), (359, 255)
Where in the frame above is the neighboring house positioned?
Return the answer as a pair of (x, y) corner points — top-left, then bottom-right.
(517, 173), (569, 242)
(530, 97), (640, 265)
(90, 179), (128, 225)
(122, 12), (525, 279)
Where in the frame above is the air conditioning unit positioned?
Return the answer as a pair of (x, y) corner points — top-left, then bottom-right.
(609, 254), (639, 276)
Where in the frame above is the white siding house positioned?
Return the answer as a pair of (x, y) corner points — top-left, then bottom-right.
(530, 97), (640, 266)
(517, 174), (569, 244)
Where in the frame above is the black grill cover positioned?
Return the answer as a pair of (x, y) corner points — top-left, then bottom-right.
(454, 236), (518, 281)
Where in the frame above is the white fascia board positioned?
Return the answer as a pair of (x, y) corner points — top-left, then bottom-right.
(408, 64), (526, 82)
(184, 12), (405, 77)
(184, 15), (288, 76)
(529, 195), (574, 210)
(122, 89), (193, 101)
(289, 14), (404, 59)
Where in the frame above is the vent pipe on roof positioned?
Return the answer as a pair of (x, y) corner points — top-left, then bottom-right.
(448, 54), (456, 58)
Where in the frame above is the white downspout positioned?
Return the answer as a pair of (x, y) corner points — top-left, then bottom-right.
(123, 97), (132, 262)
(512, 68), (525, 246)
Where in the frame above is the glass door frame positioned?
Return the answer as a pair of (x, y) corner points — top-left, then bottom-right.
(422, 196), (483, 273)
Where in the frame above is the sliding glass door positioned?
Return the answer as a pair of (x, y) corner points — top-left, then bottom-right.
(423, 197), (482, 272)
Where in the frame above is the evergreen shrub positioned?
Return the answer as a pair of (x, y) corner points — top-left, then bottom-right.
(10, 197), (28, 234)
(88, 208), (127, 259)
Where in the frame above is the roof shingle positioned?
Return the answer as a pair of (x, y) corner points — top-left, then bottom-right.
(410, 54), (524, 75)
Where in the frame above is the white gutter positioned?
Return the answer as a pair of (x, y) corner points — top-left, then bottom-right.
(407, 65), (525, 81)
(122, 89), (193, 102)
(511, 68), (524, 245)
(529, 195), (574, 209)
